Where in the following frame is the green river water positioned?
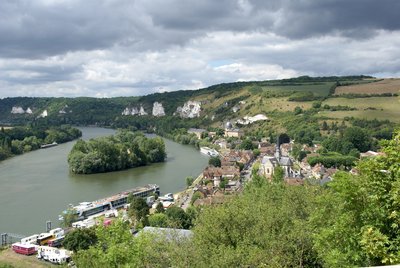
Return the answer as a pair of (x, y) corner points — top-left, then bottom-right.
(0, 127), (208, 235)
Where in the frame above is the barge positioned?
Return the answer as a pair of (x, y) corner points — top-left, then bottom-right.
(63, 184), (160, 221)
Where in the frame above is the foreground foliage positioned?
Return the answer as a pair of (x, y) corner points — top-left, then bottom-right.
(71, 130), (400, 267)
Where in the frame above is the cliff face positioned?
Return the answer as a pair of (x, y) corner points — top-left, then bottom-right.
(122, 105), (148, 116)
(139, 106), (147, 116)
(152, 102), (165, 117)
(174, 100), (201, 118)
(11, 106), (33, 114)
(37, 110), (48, 118)
(122, 107), (139, 116)
(11, 106), (25, 114)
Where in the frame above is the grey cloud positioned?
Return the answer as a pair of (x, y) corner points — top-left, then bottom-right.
(2, 0), (399, 60)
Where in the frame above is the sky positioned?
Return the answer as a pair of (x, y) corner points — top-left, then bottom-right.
(0, 0), (399, 98)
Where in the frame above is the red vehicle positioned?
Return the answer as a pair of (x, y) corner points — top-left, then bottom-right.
(48, 237), (64, 248)
(12, 242), (37, 255)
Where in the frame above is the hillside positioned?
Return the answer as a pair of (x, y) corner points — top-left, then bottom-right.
(1, 75), (399, 128)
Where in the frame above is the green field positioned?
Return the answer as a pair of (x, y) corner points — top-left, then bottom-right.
(260, 82), (335, 97)
(318, 96), (400, 123)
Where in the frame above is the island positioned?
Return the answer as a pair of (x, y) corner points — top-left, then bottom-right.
(67, 130), (166, 174)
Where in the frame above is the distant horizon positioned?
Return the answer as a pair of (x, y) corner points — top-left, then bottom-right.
(1, 75), (398, 99)
(0, 1), (399, 98)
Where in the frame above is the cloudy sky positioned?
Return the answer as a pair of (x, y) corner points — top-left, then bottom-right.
(0, 0), (399, 98)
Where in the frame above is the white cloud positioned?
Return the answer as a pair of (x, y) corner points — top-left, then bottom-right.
(0, 1), (399, 98)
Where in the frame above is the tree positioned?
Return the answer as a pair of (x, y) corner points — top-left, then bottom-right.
(208, 156), (221, 167)
(129, 197), (149, 226)
(312, 130), (400, 267)
(155, 202), (164, 213)
(186, 176), (194, 188)
(343, 126), (372, 153)
(252, 148), (260, 158)
(191, 191), (203, 205)
(272, 166), (284, 182)
(322, 121), (328, 131)
(148, 213), (169, 227)
(60, 208), (78, 228)
(63, 228), (98, 252)
(219, 177), (228, 189)
(193, 181), (320, 267)
(239, 138), (254, 150)
(298, 150), (307, 161)
(294, 106), (303, 115)
(165, 206), (191, 229)
(312, 102), (322, 109)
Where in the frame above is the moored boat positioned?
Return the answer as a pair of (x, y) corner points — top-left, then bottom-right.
(64, 184), (160, 221)
(200, 147), (219, 157)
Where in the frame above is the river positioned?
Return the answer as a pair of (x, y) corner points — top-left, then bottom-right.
(0, 127), (208, 235)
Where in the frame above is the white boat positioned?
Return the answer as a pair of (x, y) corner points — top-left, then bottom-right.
(200, 147), (219, 157)
(64, 184), (160, 221)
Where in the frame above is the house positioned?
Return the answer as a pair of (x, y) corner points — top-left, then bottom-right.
(224, 121), (244, 138)
(188, 128), (206, 139)
(224, 128), (244, 138)
(311, 164), (338, 180)
(208, 131), (217, 138)
(203, 166), (240, 187)
(220, 150), (253, 167)
(215, 139), (228, 149)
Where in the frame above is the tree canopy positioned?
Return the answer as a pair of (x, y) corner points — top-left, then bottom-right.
(68, 130), (166, 174)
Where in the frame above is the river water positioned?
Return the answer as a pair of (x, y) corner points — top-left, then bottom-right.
(0, 127), (208, 235)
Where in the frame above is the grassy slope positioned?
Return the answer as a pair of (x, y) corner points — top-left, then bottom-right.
(335, 78), (400, 95)
(1, 76), (398, 126)
(318, 96), (400, 123)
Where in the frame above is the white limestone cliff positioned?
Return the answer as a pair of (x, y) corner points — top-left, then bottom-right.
(122, 107), (139, 116)
(174, 100), (201, 118)
(152, 102), (165, 117)
(11, 106), (25, 114)
(139, 106), (147, 116)
(25, 107), (33, 114)
(37, 110), (48, 118)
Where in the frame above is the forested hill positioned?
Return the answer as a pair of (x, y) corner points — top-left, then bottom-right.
(0, 75), (375, 126)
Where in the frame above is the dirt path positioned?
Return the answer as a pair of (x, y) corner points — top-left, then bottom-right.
(0, 248), (52, 268)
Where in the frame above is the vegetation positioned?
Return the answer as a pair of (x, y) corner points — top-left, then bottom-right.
(0, 125), (81, 161)
(63, 228), (98, 252)
(68, 130), (166, 174)
(69, 130), (400, 267)
(208, 156), (221, 167)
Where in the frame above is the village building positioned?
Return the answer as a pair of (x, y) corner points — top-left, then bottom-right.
(203, 165), (240, 187)
(260, 143), (295, 178)
(224, 121), (244, 138)
(214, 139), (228, 149)
(187, 128), (206, 139)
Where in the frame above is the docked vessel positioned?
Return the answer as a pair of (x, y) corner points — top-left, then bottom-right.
(64, 184), (160, 221)
(40, 142), (58, 149)
(200, 147), (219, 157)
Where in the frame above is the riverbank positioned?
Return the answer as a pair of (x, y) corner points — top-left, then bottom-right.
(0, 127), (208, 234)
(0, 247), (51, 268)
(174, 172), (204, 210)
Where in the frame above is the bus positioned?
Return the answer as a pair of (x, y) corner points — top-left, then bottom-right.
(12, 242), (37, 255)
(21, 234), (39, 245)
(37, 233), (54, 246)
(48, 236), (64, 247)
